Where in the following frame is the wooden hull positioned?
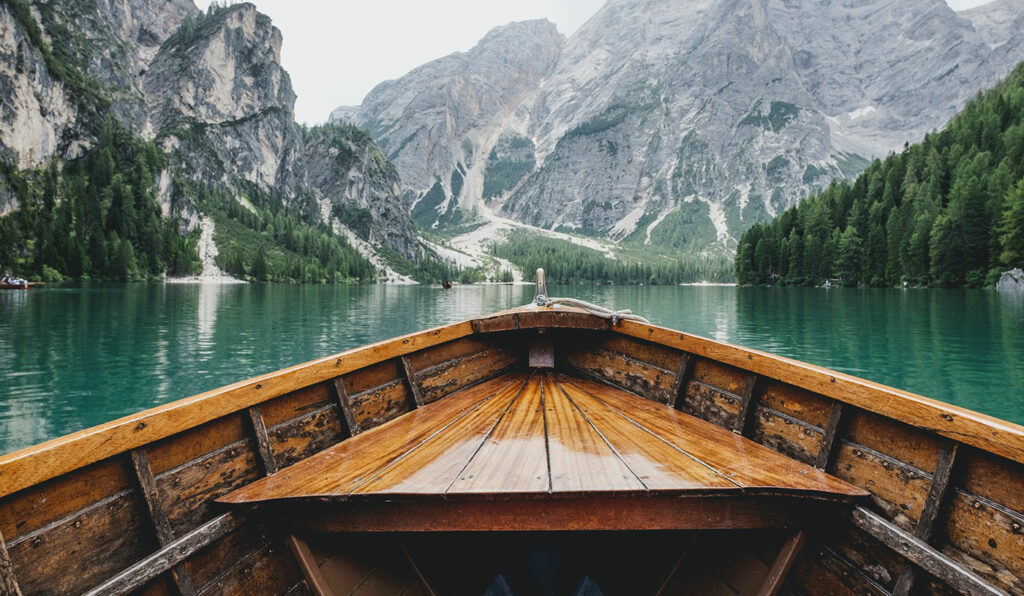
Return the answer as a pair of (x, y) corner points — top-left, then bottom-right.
(0, 283), (32, 290)
(0, 308), (1021, 595)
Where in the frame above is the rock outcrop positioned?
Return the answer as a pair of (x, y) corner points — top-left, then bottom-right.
(996, 268), (1024, 292)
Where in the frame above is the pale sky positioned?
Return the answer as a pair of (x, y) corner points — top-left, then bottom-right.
(193, 0), (995, 124)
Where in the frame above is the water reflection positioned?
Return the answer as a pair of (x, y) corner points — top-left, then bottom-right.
(1, 283), (1022, 454)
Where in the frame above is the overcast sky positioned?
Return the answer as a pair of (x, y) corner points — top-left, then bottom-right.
(193, 0), (996, 124)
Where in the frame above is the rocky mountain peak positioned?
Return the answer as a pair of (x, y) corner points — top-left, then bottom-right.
(338, 0), (1024, 256)
(144, 3), (294, 132)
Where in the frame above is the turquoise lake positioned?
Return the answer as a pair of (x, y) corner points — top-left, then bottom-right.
(1, 283), (1022, 454)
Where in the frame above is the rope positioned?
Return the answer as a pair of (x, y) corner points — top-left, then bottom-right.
(533, 295), (649, 325)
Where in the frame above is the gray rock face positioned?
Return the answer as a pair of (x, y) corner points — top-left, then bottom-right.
(332, 19), (565, 225)
(145, 4), (416, 257)
(338, 0), (1024, 254)
(0, 0), (194, 170)
(996, 268), (1024, 292)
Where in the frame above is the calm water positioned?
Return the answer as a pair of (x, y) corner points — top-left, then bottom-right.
(1, 283), (1022, 454)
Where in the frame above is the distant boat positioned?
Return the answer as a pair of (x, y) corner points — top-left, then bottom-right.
(0, 269), (1019, 595)
(0, 281), (38, 290)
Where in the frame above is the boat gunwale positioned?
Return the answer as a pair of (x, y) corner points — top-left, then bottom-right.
(2, 307), (1023, 502)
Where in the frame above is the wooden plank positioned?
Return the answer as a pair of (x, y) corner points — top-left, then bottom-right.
(942, 490), (1024, 592)
(562, 376), (867, 499)
(565, 347), (677, 404)
(0, 456), (134, 542)
(328, 377), (359, 435)
(286, 535), (334, 596)
(816, 402), (845, 470)
(734, 374), (763, 436)
(543, 374), (644, 492)
(350, 378), (527, 495)
(275, 495), (832, 533)
(154, 439), (261, 537)
(218, 377), (520, 504)
(831, 442), (932, 529)
(130, 449), (197, 595)
(448, 375), (548, 493)
(552, 375), (737, 491)
(248, 406), (279, 475)
(259, 383), (334, 429)
(416, 349), (517, 404)
(670, 353), (695, 409)
(750, 406), (823, 466)
(196, 539), (302, 595)
(760, 381), (833, 428)
(849, 506), (1006, 596)
(757, 531), (805, 596)
(615, 319), (1024, 466)
(679, 381), (742, 428)
(268, 405), (347, 470)
(81, 513), (242, 596)
(0, 529), (21, 596)
(348, 380), (414, 430)
(0, 320), (475, 498)
(917, 441), (961, 542)
(7, 490), (153, 595)
(401, 356), (426, 408)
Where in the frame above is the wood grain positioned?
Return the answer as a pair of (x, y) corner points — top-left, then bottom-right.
(562, 376), (866, 499)
(350, 378), (526, 494)
(276, 495), (832, 533)
(542, 374), (644, 492)
(552, 375), (736, 491)
(448, 375), (548, 493)
(218, 376), (519, 504)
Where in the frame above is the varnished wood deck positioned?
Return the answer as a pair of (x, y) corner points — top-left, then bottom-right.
(219, 371), (866, 531)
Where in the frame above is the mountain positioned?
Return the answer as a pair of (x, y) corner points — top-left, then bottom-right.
(0, 1), (422, 283)
(336, 0), (1024, 257)
(735, 60), (1024, 288)
(331, 19), (565, 229)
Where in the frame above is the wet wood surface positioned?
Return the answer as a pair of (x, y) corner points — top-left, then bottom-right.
(219, 371), (867, 514)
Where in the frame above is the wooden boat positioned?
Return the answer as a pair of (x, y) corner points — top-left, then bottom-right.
(0, 282), (35, 290)
(1, 271), (1022, 595)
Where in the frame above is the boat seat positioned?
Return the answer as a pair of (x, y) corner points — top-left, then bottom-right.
(218, 371), (868, 532)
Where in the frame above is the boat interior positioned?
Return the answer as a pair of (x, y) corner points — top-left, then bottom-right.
(0, 306), (1022, 595)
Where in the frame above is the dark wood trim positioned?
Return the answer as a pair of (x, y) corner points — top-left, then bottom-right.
(129, 449), (197, 595)
(130, 449), (174, 544)
(247, 405), (278, 475)
(328, 377), (360, 436)
(815, 402), (845, 470)
(670, 353), (695, 409)
(733, 374), (764, 436)
(286, 535), (334, 596)
(757, 530), (805, 596)
(81, 513), (242, 596)
(401, 356), (425, 408)
(917, 441), (960, 541)
(893, 441), (961, 596)
(0, 528), (22, 596)
(849, 506), (1003, 596)
(269, 496), (835, 533)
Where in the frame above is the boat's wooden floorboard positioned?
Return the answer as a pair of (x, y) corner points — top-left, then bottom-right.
(219, 370), (867, 508)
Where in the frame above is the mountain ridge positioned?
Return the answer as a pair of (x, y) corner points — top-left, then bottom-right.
(335, 0), (1024, 258)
